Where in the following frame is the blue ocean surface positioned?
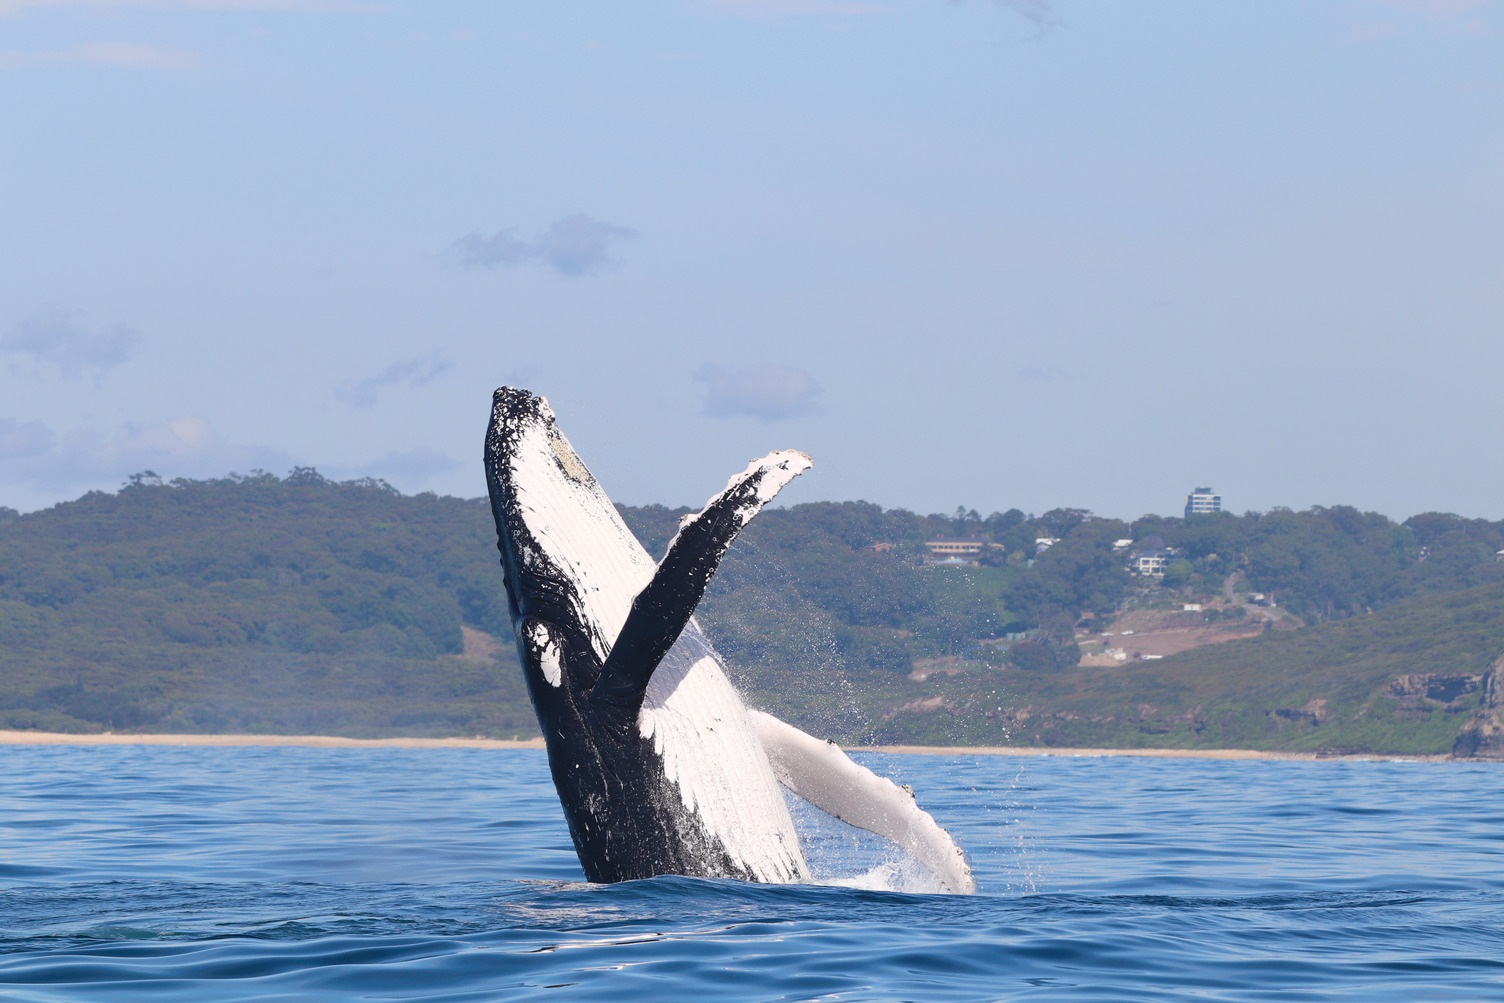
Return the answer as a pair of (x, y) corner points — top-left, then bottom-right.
(1, 744), (1501, 1001)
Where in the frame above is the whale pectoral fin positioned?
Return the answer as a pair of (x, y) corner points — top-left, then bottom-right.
(589, 451), (812, 714)
(750, 709), (977, 895)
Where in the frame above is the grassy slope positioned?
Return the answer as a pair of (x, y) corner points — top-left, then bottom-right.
(878, 580), (1504, 754)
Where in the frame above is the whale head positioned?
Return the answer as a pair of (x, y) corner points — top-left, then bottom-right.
(483, 387), (655, 684)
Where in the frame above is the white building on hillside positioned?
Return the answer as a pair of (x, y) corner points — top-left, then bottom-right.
(1185, 486), (1222, 517)
(1133, 549), (1177, 575)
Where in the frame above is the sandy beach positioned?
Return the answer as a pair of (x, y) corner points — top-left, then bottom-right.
(0, 730), (547, 751)
(865, 744), (1436, 761)
(0, 730), (1458, 761)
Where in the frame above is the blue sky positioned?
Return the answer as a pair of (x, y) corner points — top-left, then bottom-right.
(2, 0), (1500, 521)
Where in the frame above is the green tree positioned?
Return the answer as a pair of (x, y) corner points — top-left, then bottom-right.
(1161, 558), (1194, 588)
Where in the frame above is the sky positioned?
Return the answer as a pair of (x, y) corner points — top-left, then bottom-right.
(1, 0), (1500, 522)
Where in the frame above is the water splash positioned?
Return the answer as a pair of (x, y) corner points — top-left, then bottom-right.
(777, 787), (956, 894)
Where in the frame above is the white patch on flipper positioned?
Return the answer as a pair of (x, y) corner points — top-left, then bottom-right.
(747, 449), (813, 503)
(661, 450), (813, 560)
(750, 709), (976, 894)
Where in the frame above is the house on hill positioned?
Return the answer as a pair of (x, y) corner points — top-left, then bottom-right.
(1132, 549), (1178, 576)
(923, 536), (1002, 566)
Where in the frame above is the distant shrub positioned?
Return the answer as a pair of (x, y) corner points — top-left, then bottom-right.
(1007, 641), (1060, 672)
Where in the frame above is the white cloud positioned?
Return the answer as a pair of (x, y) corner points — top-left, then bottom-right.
(0, 0), (362, 67)
(446, 214), (638, 278)
(0, 41), (200, 70)
(0, 412), (476, 511)
(0, 0), (363, 13)
(2, 310), (144, 379)
(268, 447), (465, 498)
(340, 352), (453, 410)
(66, 416), (286, 482)
(0, 415), (293, 507)
(357, 447), (462, 482)
(695, 364), (823, 421)
(89, 416), (217, 468)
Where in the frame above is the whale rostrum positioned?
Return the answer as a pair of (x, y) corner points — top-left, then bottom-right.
(484, 387), (974, 893)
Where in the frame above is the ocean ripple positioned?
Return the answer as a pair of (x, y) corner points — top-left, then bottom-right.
(2, 745), (1502, 1000)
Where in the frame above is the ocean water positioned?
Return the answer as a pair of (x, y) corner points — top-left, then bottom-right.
(1, 745), (1501, 1001)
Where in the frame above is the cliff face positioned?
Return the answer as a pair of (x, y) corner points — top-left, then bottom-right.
(1451, 656), (1503, 759)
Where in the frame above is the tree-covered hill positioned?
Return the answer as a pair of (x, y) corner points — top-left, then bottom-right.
(0, 470), (532, 737)
(2, 471), (1503, 755)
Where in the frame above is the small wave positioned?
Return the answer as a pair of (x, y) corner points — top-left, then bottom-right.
(3, 744), (1503, 1001)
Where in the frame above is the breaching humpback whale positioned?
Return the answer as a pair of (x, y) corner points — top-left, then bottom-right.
(484, 387), (974, 893)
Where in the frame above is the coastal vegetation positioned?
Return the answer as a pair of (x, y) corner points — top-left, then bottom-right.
(1, 471), (1502, 756)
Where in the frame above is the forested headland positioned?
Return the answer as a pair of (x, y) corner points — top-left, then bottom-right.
(2, 470), (1502, 757)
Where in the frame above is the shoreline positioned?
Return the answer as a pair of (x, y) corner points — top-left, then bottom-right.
(0, 730), (547, 750)
(0, 730), (1467, 761)
(868, 744), (1456, 762)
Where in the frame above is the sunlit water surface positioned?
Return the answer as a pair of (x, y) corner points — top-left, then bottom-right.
(2, 745), (1501, 1001)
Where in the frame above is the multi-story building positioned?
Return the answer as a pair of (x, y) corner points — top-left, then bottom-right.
(1185, 486), (1222, 518)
